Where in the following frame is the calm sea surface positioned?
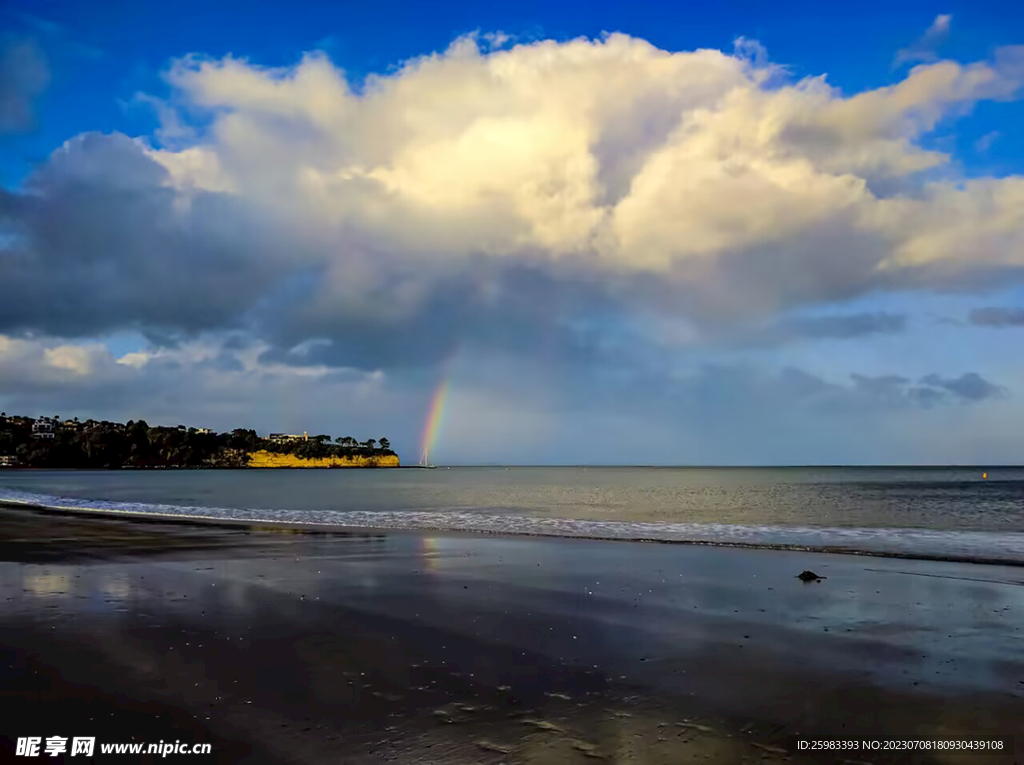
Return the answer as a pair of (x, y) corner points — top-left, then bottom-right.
(1, 467), (1023, 563)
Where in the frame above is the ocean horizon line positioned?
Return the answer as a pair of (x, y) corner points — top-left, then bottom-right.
(424, 463), (1022, 469)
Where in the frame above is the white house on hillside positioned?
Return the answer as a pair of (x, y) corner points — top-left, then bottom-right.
(31, 420), (56, 439)
(269, 432), (308, 443)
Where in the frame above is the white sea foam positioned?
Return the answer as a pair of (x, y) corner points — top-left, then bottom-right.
(2, 488), (1022, 565)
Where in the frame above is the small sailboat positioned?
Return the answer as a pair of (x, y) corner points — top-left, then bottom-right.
(417, 450), (437, 469)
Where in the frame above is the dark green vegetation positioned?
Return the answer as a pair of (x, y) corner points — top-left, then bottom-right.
(0, 413), (395, 469)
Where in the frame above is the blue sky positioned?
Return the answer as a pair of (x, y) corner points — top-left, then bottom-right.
(1, 0), (1023, 464)
(6, 0), (1024, 186)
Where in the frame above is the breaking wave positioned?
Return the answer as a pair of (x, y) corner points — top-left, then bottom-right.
(2, 488), (1023, 566)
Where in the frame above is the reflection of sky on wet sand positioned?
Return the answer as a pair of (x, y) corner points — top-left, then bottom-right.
(282, 533), (1024, 698)
(3, 532), (1023, 707)
(21, 571), (72, 598)
(419, 536), (441, 575)
(0, 565), (136, 622)
(102, 578), (132, 600)
(0, 526), (1020, 765)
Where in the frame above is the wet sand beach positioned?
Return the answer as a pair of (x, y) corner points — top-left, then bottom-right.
(0, 505), (1021, 763)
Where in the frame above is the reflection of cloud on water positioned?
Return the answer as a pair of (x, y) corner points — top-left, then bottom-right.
(23, 571), (71, 598)
(5, 566), (135, 614)
(101, 578), (132, 601)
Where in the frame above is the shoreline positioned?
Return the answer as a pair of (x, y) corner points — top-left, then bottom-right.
(1, 506), (1020, 763)
(2, 497), (1023, 569)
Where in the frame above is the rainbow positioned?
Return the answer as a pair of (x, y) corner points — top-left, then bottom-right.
(419, 377), (450, 465)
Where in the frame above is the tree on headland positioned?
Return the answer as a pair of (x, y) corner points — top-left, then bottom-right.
(227, 428), (260, 452)
(0, 413), (396, 468)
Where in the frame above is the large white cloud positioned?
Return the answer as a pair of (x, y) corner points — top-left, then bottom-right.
(2, 32), (1024, 372)
(147, 34), (1024, 280)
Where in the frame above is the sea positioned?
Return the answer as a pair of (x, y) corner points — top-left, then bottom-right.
(1, 466), (1023, 565)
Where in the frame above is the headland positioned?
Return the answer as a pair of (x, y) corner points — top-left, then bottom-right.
(0, 413), (399, 469)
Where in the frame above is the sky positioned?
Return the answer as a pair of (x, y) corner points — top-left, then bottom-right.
(1, 0), (1023, 465)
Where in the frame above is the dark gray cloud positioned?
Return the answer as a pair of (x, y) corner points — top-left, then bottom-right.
(850, 373), (912, 402)
(653, 221), (895, 327)
(733, 312), (907, 347)
(0, 133), (634, 372)
(254, 257), (630, 371)
(646, 367), (1008, 421)
(0, 37), (49, 134)
(907, 386), (947, 409)
(920, 372), (1007, 402)
(846, 372), (1006, 407)
(548, 357), (1008, 428)
(787, 313), (906, 339)
(766, 369), (1006, 410)
(969, 307), (1024, 327)
(0, 133), (298, 341)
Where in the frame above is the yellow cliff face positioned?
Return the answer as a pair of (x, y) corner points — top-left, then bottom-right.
(246, 450), (400, 468)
